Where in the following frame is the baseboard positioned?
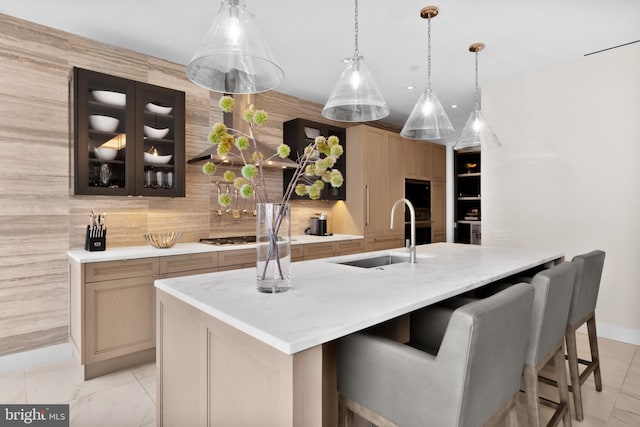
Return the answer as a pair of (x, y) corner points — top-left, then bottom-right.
(577, 322), (640, 346)
(0, 342), (73, 375)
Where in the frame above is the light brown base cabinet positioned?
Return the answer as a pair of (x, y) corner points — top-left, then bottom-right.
(69, 239), (364, 379)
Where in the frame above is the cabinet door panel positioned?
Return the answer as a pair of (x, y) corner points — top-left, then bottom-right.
(431, 144), (446, 181)
(363, 127), (386, 236)
(85, 276), (155, 363)
(431, 181), (446, 242)
(74, 68), (136, 195)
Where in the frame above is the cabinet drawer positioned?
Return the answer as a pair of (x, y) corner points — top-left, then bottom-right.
(160, 267), (218, 279)
(335, 239), (365, 256)
(160, 252), (218, 275)
(303, 242), (336, 260)
(218, 263), (255, 272)
(86, 258), (159, 282)
(367, 235), (405, 252)
(291, 245), (304, 262)
(218, 248), (256, 267)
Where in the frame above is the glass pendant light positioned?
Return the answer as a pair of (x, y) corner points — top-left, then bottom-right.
(401, 6), (454, 140)
(455, 43), (501, 150)
(322, 0), (389, 122)
(186, 0), (284, 94)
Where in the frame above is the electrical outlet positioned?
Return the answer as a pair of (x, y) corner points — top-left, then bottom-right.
(494, 230), (514, 241)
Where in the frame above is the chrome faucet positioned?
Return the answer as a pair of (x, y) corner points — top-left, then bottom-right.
(390, 198), (416, 263)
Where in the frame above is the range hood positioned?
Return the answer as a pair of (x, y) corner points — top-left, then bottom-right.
(188, 139), (298, 169)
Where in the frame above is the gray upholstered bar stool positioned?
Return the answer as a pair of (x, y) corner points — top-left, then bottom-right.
(520, 262), (577, 427)
(336, 283), (535, 427)
(565, 250), (606, 421)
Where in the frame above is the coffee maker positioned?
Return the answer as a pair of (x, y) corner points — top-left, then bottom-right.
(306, 212), (328, 236)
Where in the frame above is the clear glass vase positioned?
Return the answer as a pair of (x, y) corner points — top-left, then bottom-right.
(256, 203), (291, 293)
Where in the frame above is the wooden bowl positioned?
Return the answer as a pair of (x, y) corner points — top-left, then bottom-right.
(144, 232), (182, 249)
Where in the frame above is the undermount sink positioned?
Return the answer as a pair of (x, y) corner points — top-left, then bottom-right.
(337, 254), (411, 269)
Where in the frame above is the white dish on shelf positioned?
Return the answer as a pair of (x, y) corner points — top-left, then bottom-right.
(89, 115), (119, 132)
(92, 90), (126, 106)
(144, 152), (172, 164)
(144, 125), (169, 139)
(146, 102), (173, 115)
(94, 147), (118, 160)
(304, 127), (320, 139)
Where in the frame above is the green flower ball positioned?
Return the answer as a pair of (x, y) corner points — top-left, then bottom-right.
(330, 170), (344, 188)
(308, 185), (321, 200)
(252, 110), (268, 126)
(235, 136), (250, 150)
(314, 136), (327, 146)
(325, 156), (336, 167)
(330, 144), (344, 157)
(240, 184), (254, 198)
(305, 164), (316, 176)
(327, 135), (340, 146)
(314, 179), (325, 190)
(241, 164), (258, 180)
(294, 183), (307, 196)
(242, 109), (254, 123)
(252, 151), (264, 162)
(218, 96), (235, 113)
(234, 177), (247, 189)
(217, 141), (231, 156)
(277, 144), (291, 158)
(223, 170), (235, 182)
(218, 193), (231, 207)
(202, 161), (216, 175)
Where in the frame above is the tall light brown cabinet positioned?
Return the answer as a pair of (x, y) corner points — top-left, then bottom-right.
(332, 124), (446, 248)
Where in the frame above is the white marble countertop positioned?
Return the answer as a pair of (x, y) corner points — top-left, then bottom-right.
(154, 243), (563, 355)
(67, 233), (363, 263)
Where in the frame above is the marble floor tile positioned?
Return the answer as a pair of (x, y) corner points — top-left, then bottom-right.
(138, 374), (156, 404)
(0, 371), (26, 403)
(68, 380), (155, 427)
(607, 407), (640, 426)
(613, 390), (640, 417)
(25, 360), (137, 404)
(130, 362), (155, 381)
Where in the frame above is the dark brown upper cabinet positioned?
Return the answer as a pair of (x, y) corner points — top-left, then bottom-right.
(73, 67), (185, 197)
(282, 118), (346, 200)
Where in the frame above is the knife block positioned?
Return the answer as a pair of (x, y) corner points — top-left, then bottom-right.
(85, 226), (107, 251)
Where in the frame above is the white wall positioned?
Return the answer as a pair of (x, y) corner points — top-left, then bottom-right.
(481, 43), (640, 344)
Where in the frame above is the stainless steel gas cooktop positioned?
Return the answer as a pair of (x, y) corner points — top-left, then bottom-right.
(199, 236), (257, 246)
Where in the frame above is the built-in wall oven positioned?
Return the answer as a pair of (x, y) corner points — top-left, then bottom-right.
(404, 179), (431, 245)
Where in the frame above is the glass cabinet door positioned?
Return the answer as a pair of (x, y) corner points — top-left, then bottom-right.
(74, 69), (135, 195)
(135, 84), (185, 197)
(74, 68), (185, 197)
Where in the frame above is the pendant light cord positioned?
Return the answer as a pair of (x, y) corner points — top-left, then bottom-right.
(474, 50), (480, 111)
(427, 16), (432, 91)
(354, 0), (359, 58)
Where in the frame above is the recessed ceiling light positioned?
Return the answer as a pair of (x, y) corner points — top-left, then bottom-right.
(406, 85), (415, 90)
(409, 65), (420, 71)
(451, 104), (458, 109)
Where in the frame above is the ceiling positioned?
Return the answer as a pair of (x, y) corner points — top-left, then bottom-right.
(3, 0), (639, 142)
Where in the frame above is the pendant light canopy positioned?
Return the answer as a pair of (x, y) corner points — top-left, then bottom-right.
(186, 0), (284, 94)
(401, 6), (454, 140)
(455, 43), (501, 150)
(322, 0), (389, 122)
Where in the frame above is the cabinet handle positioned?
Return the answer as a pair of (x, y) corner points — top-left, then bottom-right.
(365, 184), (370, 227)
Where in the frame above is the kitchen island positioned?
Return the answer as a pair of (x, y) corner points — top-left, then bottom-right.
(155, 243), (563, 427)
